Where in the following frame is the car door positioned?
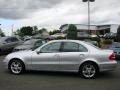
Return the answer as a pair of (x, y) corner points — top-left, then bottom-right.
(3, 38), (14, 50)
(59, 41), (89, 72)
(10, 37), (19, 47)
(31, 42), (62, 71)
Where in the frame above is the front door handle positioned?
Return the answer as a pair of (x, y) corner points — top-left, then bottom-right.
(79, 54), (85, 58)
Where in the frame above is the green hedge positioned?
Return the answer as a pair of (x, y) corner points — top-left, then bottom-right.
(90, 37), (100, 43)
(56, 36), (65, 40)
(103, 39), (113, 45)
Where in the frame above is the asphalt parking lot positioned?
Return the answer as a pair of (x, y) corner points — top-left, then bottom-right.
(0, 55), (120, 90)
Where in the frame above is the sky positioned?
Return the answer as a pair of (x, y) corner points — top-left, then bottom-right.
(0, 0), (120, 36)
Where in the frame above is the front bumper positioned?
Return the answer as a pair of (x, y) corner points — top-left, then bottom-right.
(3, 58), (9, 69)
(99, 61), (117, 72)
(116, 55), (120, 61)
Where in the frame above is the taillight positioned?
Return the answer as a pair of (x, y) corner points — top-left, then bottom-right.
(109, 53), (116, 61)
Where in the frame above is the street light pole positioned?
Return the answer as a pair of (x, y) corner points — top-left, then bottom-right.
(11, 24), (14, 36)
(0, 24), (1, 31)
(82, 0), (95, 35)
(88, 0), (91, 34)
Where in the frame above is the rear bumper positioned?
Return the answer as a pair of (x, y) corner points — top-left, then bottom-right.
(99, 61), (117, 72)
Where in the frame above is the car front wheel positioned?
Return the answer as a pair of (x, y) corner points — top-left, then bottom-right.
(8, 60), (25, 75)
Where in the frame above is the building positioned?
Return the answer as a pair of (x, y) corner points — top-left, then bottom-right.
(51, 33), (66, 38)
(60, 24), (119, 36)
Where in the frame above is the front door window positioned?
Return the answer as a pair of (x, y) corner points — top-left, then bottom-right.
(40, 42), (61, 53)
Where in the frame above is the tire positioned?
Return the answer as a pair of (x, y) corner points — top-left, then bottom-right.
(79, 62), (98, 79)
(8, 59), (25, 75)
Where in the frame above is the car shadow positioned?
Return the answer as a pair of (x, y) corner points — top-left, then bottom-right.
(25, 70), (80, 78)
(3, 70), (118, 80)
(96, 71), (119, 79)
(20, 70), (117, 79)
(0, 51), (11, 56)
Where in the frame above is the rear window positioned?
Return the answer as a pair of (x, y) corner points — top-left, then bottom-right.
(84, 41), (101, 50)
(62, 42), (79, 52)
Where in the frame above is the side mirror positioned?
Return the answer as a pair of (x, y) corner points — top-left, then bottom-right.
(36, 51), (40, 54)
(36, 50), (42, 54)
(3, 42), (6, 44)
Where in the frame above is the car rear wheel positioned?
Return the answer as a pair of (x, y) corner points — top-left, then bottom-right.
(8, 60), (25, 75)
(80, 62), (98, 79)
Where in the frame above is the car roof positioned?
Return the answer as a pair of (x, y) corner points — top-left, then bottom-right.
(27, 39), (43, 41)
(0, 36), (16, 41)
(49, 39), (83, 43)
(48, 40), (100, 50)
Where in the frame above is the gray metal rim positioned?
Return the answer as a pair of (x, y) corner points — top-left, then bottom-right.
(10, 61), (22, 74)
(82, 64), (96, 78)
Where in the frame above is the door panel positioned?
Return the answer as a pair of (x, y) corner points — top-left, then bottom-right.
(59, 42), (89, 72)
(31, 42), (62, 71)
(59, 52), (88, 72)
(31, 53), (60, 71)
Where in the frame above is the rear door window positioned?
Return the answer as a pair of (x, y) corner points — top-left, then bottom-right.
(62, 42), (79, 52)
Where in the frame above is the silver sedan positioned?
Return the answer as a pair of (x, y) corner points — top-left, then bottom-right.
(3, 40), (117, 79)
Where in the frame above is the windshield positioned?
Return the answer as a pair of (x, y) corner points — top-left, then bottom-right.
(0, 37), (7, 42)
(23, 40), (36, 45)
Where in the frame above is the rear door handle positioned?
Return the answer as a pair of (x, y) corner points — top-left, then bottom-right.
(54, 54), (60, 58)
(55, 54), (59, 57)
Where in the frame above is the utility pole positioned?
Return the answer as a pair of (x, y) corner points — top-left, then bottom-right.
(82, 0), (95, 34)
(11, 24), (14, 36)
(0, 24), (1, 30)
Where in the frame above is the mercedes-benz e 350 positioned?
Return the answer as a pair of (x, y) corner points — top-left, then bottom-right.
(3, 40), (117, 79)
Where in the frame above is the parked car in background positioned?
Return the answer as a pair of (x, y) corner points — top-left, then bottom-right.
(77, 32), (90, 38)
(13, 39), (46, 52)
(23, 36), (32, 41)
(104, 32), (116, 39)
(84, 39), (99, 46)
(109, 42), (120, 60)
(3, 40), (117, 79)
(0, 36), (22, 53)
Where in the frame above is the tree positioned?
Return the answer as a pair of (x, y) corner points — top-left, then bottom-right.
(32, 26), (38, 35)
(38, 28), (47, 34)
(0, 28), (5, 37)
(116, 26), (120, 42)
(14, 26), (34, 37)
(49, 30), (61, 35)
(14, 29), (23, 37)
(0, 31), (5, 37)
(67, 24), (77, 40)
(20, 26), (33, 36)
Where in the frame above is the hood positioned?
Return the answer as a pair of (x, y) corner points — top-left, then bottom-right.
(14, 45), (33, 50)
(6, 50), (33, 60)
